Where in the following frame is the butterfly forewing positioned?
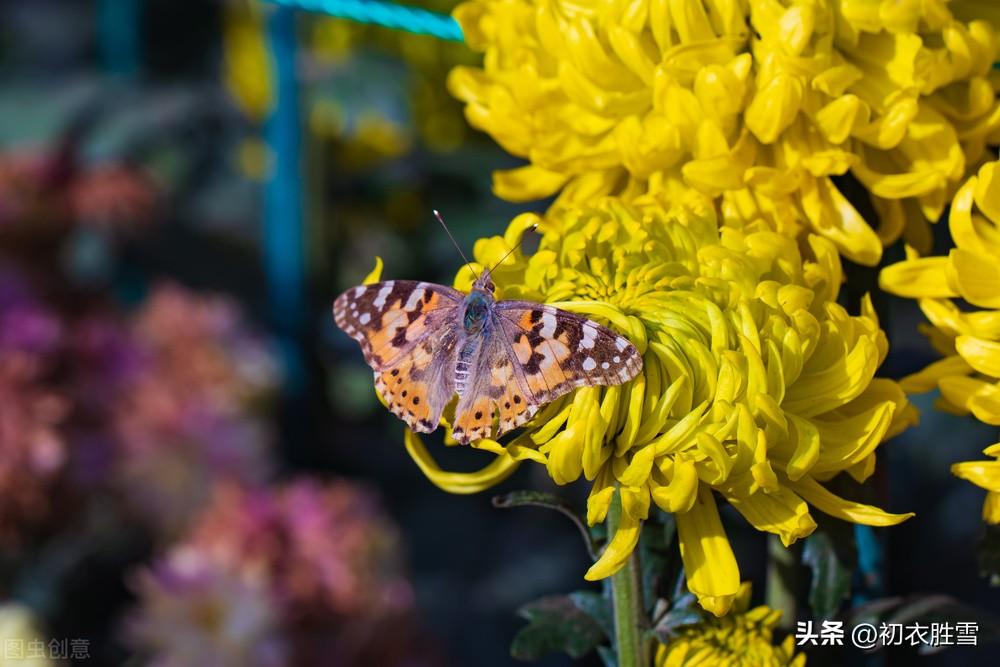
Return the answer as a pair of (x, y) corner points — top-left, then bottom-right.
(333, 280), (462, 371)
(495, 303), (643, 404)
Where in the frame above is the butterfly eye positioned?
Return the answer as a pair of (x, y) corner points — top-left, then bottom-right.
(485, 279), (496, 293)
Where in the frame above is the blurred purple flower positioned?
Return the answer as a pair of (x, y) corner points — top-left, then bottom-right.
(0, 269), (68, 543)
(0, 267), (61, 357)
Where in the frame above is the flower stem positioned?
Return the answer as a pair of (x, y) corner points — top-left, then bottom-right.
(608, 492), (649, 667)
(766, 534), (798, 630)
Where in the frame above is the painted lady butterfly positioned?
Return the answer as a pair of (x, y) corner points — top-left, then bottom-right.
(334, 270), (643, 444)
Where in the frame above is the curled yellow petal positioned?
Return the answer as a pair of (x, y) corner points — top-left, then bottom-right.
(363, 256), (384, 284)
(676, 486), (740, 617)
(585, 492), (642, 580)
(403, 430), (520, 494)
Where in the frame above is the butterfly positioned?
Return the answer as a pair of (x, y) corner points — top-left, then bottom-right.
(333, 268), (643, 445)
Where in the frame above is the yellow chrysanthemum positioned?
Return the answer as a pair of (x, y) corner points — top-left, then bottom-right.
(952, 443), (1000, 524)
(448, 0), (1000, 265)
(880, 160), (1000, 426)
(398, 194), (914, 616)
(655, 583), (804, 667)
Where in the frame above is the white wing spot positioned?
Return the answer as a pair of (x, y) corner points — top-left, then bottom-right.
(373, 281), (395, 308)
(601, 361), (610, 369)
(580, 325), (597, 349)
(359, 312), (371, 325)
(582, 357), (597, 372)
(404, 288), (425, 311)
(353, 286), (365, 297)
(616, 337), (628, 352)
(613, 355), (621, 363)
(540, 311), (558, 338)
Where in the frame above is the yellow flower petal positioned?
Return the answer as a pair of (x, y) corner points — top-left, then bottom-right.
(725, 486), (817, 547)
(363, 256), (384, 284)
(789, 476), (914, 526)
(403, 430), (520, 494)
(879, 256), (957, 299)
(948, 248), (1000, 309)
(955, 335), (1000, 378)
(676, 486), (741, 617)
(585, 491), (642, 580)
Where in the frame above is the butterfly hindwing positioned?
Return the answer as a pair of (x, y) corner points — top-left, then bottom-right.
(333, 280), (462, 371)
(451, 334), (539, 444)
(496, 303), (642, 405)
(374, 327), (458, 434)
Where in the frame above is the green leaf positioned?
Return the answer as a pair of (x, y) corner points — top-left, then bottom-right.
(569, 590), (614, 639)
(802, 519), (856, 619)
(510, 595), (607, 661)
(493, 491), (597, 559)
(640, 511), (679, 614)
(651, 607), (704, 644)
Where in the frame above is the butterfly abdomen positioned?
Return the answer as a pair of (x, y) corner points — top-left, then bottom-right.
(454, 359), (471, 395)
(454, 335), (482, 396)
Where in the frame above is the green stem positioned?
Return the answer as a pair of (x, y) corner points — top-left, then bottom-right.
(766, 534), (798, 631)
(608, 492), (649, 667)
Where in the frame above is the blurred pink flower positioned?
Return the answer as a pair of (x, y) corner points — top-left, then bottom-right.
(130, 283), (280, 413)
(128, 479), (418, 666)
(128, 550), (288, 667)
(107, 284), (281, 537)
(0, 146), (155, 232)
(184, 480), (413, 617)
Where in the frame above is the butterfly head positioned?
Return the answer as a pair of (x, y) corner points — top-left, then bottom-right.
(463, 276), (495, 335)
(471, 268), (496, 295)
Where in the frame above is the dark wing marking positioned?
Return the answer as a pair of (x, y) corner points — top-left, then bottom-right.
(333, 280), (462, 371)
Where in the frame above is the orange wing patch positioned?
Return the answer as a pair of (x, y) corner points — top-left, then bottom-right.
(451, 394), (494, 444)
(452, 353), (539, 444)
(373, 334), (455, 433)
(366, 289), (446, 365)
(334, 281), (458, 370)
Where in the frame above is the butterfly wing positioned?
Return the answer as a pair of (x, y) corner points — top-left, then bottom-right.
(333, 280), (462, 371)
(373, 326), (459, 433)
(451, 332), (538, 444)
(335, 280), (463, 434)
(451, 302), (642, 444)
(495, 302), (642, 404)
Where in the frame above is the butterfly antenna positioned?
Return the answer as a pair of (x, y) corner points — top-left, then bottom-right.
(487, 223), (539, 274)
(433, 210), (479, 281)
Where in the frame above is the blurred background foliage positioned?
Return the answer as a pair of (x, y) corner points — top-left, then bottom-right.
(0, 1), (997, 666)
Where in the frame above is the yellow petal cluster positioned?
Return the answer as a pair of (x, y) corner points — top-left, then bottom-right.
(655, 583), (804, 667)
(448, 0), (1000, 265)
(402, 194), (914, 616)
(880, 160), (1000, 426)
(952, 444), (1000, 524)
(881, 160), (1000, 523)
